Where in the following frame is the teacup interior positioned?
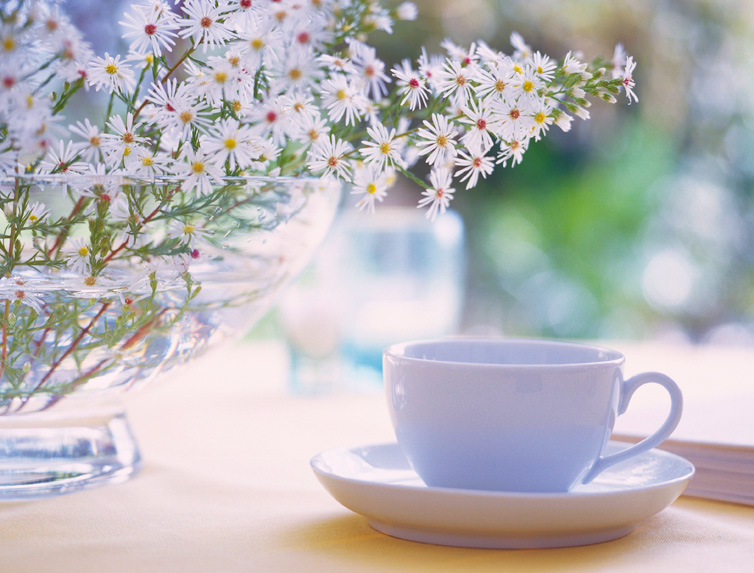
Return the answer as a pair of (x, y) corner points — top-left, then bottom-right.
(391, 339), (622, 366)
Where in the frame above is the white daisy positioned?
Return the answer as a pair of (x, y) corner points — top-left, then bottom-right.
(102, 113), (147, 163)
(529, 101), (554, 141)
(202, 118), (262, 170)
(492, 99), (533, 142)
(66, 237), (93, 276)
(269, 50), (323, 95)
(530, 51), (556, 82)
(497, 137), (529, 167)
(454, 147), (494, 189)
(175, 147), (226, 196)
(417, 168), (455, 221)
(351, 165), (389, 214)
(441, 38), (478, 68)
(622, 56), (638, 104)
(562, 51), (589, 77)
(509, 66), (544, 104)
(321, 76), (365, 127)
(167, 218), (212, 247)
(247, 97), (293, 147)
(38, 140), (88, 176)
(435, 59), (474, 106)
(417, 47), (444, 90)
(179, 0), (234, 53)
(510, 32), (532, 62)
(396, 2), (418, 20)
(459, 100), (495, 153)
(25, 201), (49, 226)
(317, 54), (355, 75)
(294, 113), (329, 147)
(361, 123), (405, 172)
(611, 44), (627, 80)
(392, 59), (428, 111)
(235, 15), (282, 71)
(307, 135), (353, 180)
(415, 113), (458, 167)
(0, 277), (45, 314)
(124, 148), (171, 177)
(474, 60), (514, 102)
(120, 4), (178, 58)
(87, 53), (136, 93)
(69, 118), (104, 163)
(351, 44), (390, 102)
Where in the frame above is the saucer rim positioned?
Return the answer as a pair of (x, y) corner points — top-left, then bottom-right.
(310, 440), (696, 499)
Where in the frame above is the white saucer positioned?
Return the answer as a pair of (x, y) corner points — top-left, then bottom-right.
(311, 440), (694, 549)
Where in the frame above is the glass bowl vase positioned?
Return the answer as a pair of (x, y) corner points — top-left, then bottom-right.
(0, 174), (340, 500)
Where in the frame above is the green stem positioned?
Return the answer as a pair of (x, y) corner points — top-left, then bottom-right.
(0, 300), (9, 382)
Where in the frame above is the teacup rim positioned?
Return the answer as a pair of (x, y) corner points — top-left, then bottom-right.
(383, 337), (625, 369)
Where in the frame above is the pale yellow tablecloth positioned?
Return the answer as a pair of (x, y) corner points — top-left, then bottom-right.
(1, 342), (753, 572)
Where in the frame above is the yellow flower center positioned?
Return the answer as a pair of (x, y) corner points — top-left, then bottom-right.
(180, 111), (194, 124)
(192, 162), (205, 174)
(90, 135), (101, 146)
(142, 156), (154, 166)
(224, 138), (237, 150)
(251, 38), (264, 50)
(366, 183), (377, 195)
(379, 142), (390, 155)
(84, 276), (97, 286)
(214, 71), (228, 83)
(183, 224), (195, 234)
(436, 135), (448, 148)
(535, 111), (547, 124)
(105, 63), (118, 75)
(513, 64), (523, 74)
(2, 38), (15, 51)
(289, 68), (302, 80)
(308, 129), (319, 141)
(123, 147), (132, 156)
(78, 247), (89, 257)
(232, 100), (242, 112)
(495, 80), (506, 93)
(336, 89), (347, 100)
(228, 55), (240, 67)
(29, 214), (38, 222)
(523, 80), (535, 93)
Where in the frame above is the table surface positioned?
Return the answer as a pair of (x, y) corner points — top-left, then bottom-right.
(2, 341), (753, 572)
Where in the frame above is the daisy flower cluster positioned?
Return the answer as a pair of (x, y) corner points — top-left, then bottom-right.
(0, 0), (638, 285)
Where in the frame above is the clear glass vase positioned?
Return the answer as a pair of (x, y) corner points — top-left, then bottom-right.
(0, 174), (340, 499)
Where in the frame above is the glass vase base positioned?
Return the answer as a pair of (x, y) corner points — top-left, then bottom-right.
(0, 409), (141, 501)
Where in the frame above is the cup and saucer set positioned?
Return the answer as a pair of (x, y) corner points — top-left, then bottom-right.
(311, 338), (695, 549)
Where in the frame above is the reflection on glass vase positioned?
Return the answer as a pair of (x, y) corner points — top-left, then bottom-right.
(281, 207), (464, 393)
(0, 175), (340, 499)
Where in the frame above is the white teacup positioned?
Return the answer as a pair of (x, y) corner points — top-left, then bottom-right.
(383, 338), (683, 493)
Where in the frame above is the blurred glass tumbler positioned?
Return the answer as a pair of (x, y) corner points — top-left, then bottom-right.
(383, 339), (683, 493)
(339, 208), (464, 373)
(282, 207), (464, 392)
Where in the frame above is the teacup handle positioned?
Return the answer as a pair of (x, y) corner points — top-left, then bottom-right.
(582, 372), (683, 484)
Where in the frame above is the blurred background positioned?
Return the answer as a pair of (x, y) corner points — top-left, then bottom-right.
(65, 0), (754, 389)
(363, 0), (754, 345)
